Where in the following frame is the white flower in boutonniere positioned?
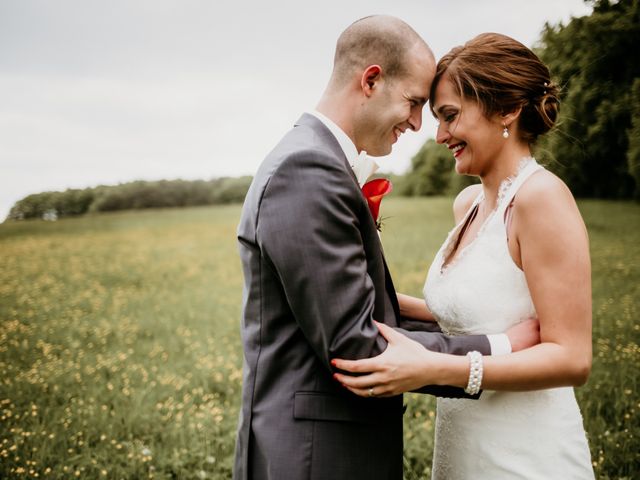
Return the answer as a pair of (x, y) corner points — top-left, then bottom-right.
(352, 150), (379, 187)
(352, 150), (392, 231)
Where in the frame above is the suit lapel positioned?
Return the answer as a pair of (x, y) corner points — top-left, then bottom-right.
(295, 112), (400, 325)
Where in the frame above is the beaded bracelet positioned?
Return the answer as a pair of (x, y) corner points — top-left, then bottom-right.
(464, 351), (484, 395)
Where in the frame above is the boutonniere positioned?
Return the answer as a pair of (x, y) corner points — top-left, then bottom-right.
(361, 178), (393, 231)
(352, 150), (379, 186)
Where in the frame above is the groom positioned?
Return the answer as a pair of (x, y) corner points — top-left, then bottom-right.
(234, 15), (536, 480)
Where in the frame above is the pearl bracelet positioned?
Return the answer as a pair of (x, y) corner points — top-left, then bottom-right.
(464, 351), (484, 395)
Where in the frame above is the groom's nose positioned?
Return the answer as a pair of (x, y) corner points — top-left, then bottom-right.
(408, 107), (423, 132)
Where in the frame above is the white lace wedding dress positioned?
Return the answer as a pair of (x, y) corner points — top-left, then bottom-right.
(423, 158), (594, 479)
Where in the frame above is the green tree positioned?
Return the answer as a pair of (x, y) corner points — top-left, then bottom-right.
(7, 177), (253, 221)
(537, 0), (640, 198)
(628, 78), (640, 199)
(400, 139), (477, 196)
(402, 139), (451, 195)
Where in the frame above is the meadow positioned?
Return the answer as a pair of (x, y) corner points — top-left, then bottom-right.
(1, 198), (638, 479)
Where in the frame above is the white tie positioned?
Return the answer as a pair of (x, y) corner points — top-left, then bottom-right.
(351, 150), (379, 187)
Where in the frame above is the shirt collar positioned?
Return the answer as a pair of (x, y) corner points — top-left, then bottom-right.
(309, 110), (379, 186)
(309, 110), (359, 163)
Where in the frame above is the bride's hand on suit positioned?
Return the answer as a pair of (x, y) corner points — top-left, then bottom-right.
(332, 321), (456, 397)
(332, 317), (541, 398)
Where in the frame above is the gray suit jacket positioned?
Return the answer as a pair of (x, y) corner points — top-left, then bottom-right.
(234, 114), (491, 480)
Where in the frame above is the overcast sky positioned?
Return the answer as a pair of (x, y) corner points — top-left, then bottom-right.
(0, 0), (593, 220)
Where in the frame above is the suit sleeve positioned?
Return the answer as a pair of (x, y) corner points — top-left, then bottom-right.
(257, 151), (385, 368)
(396, 317), (492, 355)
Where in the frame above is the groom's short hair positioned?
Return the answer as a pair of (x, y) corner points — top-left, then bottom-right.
(332, 15), (432, 85)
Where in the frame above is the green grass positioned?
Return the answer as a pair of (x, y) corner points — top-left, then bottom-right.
(1, 198), (638, 479)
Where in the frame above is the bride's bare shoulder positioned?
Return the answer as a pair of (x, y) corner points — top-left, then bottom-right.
(516, 168), (576, 213)
(514, 168), (586, 239)
(453, 183), (482, 223)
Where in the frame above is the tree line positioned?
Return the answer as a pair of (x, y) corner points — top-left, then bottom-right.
(7, 177), (252, 221)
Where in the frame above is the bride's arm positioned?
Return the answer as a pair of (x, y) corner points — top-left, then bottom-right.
(397, 293), (436, 322)
(333, 172), (591, 395)
(477, 171), (592, 390)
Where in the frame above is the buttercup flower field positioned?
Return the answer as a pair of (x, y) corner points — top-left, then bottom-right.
(1, 198), (638, 479)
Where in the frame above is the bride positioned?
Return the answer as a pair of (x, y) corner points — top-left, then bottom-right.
(333, 33), (594, 478)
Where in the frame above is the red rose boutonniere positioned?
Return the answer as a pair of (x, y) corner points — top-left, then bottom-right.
(361, 178), (393, 231)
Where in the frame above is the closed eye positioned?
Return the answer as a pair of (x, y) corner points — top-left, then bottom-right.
(405, 94), (427, 108)
(437, 109), (458, 124)
(434, 104), (459, 124)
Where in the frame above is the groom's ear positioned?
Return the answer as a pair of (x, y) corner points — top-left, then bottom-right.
(361, 65), (382, 97)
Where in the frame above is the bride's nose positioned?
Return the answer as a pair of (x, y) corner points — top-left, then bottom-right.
(436, 122), (450, 144)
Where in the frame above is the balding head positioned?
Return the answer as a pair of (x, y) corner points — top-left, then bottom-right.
(331, 15), (433, 86)
(317, 16), (434, 156)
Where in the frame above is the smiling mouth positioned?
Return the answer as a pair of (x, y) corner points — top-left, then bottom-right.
(393, 127), (404, 142)
(449, 142), (466, 158)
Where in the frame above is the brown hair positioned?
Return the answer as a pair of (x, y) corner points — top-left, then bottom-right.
(430, 32), (560, 144)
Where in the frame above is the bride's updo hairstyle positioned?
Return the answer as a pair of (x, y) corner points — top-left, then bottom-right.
(430, 32), (560, 144)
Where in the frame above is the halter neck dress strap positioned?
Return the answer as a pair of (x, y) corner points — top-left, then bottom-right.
(496, 158), (544, 219)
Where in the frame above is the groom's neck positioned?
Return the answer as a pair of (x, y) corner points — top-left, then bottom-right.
(316, 90), (357, 146)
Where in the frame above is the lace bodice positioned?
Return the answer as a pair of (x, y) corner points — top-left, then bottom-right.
(424, 157), (538, 335)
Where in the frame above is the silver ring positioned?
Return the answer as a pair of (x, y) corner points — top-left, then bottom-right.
(368, 387), (374, 397)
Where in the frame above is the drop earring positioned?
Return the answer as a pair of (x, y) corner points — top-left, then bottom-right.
(502, 124), (510, 139)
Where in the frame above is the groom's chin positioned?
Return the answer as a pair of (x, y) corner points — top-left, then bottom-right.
(369, 145), (393, 158)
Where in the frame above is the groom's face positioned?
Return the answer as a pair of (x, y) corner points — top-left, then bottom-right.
(357, 46), (435, 156)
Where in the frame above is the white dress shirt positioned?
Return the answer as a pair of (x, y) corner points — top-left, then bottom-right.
(309, 110), (378, 186)
(307, 110), (511, 355)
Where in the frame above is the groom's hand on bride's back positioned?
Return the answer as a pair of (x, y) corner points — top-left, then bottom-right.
(506, 318), (540, 352)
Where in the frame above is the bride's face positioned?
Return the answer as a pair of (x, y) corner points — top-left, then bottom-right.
(431, 76), (504, 177)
